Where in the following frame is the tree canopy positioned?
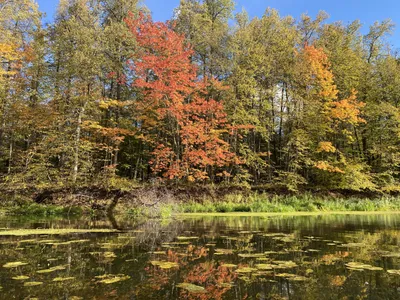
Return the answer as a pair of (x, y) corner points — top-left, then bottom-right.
(1, 0), (400, 193)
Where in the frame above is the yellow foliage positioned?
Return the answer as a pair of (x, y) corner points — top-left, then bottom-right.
(0, 42), (21, 79)
(315, 161), (345, 174)
(317, 142), (336, 153)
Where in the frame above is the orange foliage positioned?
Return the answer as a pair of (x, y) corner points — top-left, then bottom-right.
(303, 44), (338, 102)
(331, 89), (366, 125)
(126, 12), (237, 181)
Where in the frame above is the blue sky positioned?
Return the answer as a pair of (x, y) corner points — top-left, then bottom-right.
(37, 0), (400, 47)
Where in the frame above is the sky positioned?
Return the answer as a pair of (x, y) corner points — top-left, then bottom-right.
(37, 0), (400, 47)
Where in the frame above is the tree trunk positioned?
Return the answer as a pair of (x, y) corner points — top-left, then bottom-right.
(72, 104), (86, 184)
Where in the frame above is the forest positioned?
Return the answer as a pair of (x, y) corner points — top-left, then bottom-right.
(1, 0), (400, 194)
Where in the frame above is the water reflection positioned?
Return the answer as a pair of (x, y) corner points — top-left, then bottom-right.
(0, 214), (400, 299)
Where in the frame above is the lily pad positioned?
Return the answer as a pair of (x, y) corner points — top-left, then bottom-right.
(177, 236), (199, 241)
(176, 283), (206, 294)
(388, 269), (400, 275)
(150, 261), (179, 269)
(345, 262), (383, 271)
(49, 239), (90, 246)
(256, 264), (274, 270)
(235, 267), (257, 274)
(96, 274), (130, 284)
(238, 253), (265, 258)
(307, 249), (321, 253)
(47, 258), (59, 262)
(221, 264), (237, 268)
(36, 265), (67, 274)
(148, 251), (166, 255)
(273, 261), (298, 269)
(3, 262), (28, 268)
(12, 276), (30, 280)
(214, 249), (234, 255)
(276, 273), (308, 281)
(53, 277), (75, 282)
(264, 251), (278, 255)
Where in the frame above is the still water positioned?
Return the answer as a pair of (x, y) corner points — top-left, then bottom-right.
(1, 213), (400, 299)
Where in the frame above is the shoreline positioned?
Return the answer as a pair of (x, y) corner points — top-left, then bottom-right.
(3, 188), (400, 218)
(177, 210), (400, 218)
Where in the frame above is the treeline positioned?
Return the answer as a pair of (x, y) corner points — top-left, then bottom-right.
(1, 0), (399, 192)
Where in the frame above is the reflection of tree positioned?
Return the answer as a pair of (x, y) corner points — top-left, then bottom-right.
(181, 263), (237, 299)
(1, 215), (400, 299)
(134, 245), (237, 299)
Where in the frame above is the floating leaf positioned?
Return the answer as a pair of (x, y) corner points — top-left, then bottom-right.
(388, 270), (400, 275)
(276, 273), (308, 281)
(235, 267), (257, 274)
(273, 261), (298, 269)
(238, 253), (265, 258)
(53, 277), (75, 282)
(256, 264), (274, 270)
(221, 264), (237, 268)
(176, 283), (206, 294)
(12, 276), (29, 280)
(150, 261), (179, 269)
(47, 258), (59, 262)
(176, 236), (199, 241)
(96, 274), (130, 284)
(36, 265), (67, 274)
(345, 262), (382, 271)
(3, 262), (28, 268)
(49, 240), (90, 246)
(214, 249), (233, 255)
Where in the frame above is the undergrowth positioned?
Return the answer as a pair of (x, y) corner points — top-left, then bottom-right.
(176, 193), (400, 214)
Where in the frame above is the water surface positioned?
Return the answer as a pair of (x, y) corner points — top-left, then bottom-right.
(1, 213), (400, 299)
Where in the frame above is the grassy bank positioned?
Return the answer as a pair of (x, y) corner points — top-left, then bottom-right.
(3, 191), (400, 218)
(124, 193), (400, 218)
(173, 193), (400, 214)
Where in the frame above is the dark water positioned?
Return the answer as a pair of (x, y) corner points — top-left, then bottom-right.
(1, 213), (400, 299)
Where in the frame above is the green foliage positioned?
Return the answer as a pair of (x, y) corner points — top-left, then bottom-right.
(1, 0), (400, 196)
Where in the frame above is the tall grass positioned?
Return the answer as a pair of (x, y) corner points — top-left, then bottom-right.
(176, 193), (400, 214)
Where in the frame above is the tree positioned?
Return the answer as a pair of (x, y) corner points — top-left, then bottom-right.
(174, 0), (234, 80)
(126, 12), (237, 182)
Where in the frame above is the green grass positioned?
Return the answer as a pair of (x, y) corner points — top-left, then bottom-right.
(175, 193), (400, 214)
(4, 192), (400, 218)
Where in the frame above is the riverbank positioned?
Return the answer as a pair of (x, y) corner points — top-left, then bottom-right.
(2, 187), (400, 218)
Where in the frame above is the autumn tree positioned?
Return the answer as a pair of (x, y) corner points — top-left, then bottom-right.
(126, 12), (237, 182)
